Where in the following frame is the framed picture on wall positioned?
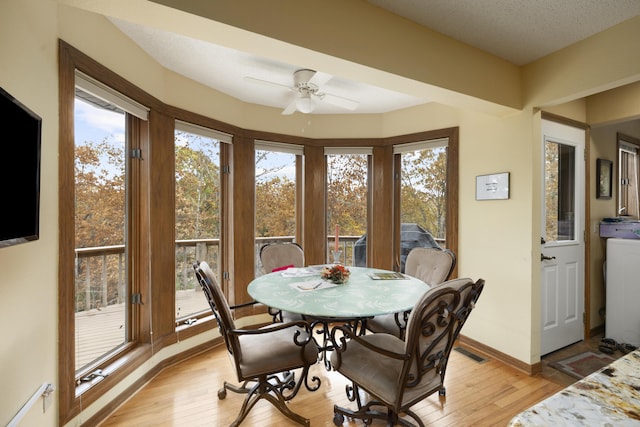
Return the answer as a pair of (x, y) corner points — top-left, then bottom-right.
(476, 172), (510, 200)
(597, 158), (612, 199)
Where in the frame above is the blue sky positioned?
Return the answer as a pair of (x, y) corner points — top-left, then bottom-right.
(76, 97), (295, 181)
(256, 150), (296, 181)
(74, 98), (125, 146)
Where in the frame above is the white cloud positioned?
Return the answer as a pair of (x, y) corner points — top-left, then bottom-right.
(75, 98), (125, 145)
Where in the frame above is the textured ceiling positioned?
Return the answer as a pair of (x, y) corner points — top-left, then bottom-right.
(111, 1), (640, 115)
(369, 0), (640, 66)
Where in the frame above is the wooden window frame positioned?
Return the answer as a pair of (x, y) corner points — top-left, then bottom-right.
(59, 40), (166, 425)
(391, 129), (459, 277)
(617, 132), (640, 218)
(59, 40), (459, 424)
(173, 122), (232, 329)
(253, 141), (304, 269)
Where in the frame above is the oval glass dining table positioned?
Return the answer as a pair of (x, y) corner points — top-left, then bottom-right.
(247, 266), (430, 320)
(248, 266), (430, 369)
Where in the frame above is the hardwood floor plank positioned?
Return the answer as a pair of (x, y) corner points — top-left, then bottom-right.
(99, 343), (570, 426)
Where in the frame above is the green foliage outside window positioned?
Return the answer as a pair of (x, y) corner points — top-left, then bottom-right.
(400, 147), (447, 241)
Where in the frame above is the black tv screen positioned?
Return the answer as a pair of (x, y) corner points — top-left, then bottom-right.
(0, 86), (42, 248)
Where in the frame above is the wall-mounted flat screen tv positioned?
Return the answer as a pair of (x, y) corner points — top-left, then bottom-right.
(0, 86), (42, 248)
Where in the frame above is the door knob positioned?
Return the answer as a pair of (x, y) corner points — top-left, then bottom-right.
(541, 254), (556, 261)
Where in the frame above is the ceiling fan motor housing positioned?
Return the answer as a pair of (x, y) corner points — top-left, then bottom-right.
(293, 69), (320, 95)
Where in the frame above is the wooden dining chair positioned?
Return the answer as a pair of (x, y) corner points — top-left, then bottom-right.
(330, 277), (485, 427)
(366, 247), (456, 339)
(193, 260), (321, 427)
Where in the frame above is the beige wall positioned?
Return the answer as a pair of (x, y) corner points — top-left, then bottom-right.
(523, 16), (640, 108)
(1, 1), (639, 425)
(458, 108), (539, 360)
(588, 81), (640, 126)
(0, 1), (59, 426)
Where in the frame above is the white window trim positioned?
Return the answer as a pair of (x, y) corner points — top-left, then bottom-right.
(324, 147), (373, 155)
(176, 120), (233, 143)
(620, 140), (638, 154)
(255, 139), (303, 155)
(75, 70), (149, 120)
(393, 138), (448, 154)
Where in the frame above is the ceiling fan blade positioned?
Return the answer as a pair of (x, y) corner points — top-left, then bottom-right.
(307, 71), (332, 87)
(244, 76), (293, 91)
(318, 92), (359, 111)
(281, 99), (297, 115)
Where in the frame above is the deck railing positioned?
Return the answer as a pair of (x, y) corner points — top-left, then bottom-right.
(74, 235), (442, 368)
(74, 236), (362, 313)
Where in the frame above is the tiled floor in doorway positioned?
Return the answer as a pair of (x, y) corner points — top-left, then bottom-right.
(540, 332), (607, 387)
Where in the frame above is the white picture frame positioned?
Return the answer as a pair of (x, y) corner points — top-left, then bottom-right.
(476, 172), (510, 200)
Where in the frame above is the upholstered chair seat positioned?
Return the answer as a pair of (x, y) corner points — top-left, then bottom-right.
(236, 326), (318, 376)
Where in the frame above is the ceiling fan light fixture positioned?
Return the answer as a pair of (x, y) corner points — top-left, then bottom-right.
(295, 92), (315, 114)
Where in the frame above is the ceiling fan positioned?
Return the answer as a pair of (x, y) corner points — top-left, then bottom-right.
(245, 69), (359, 115)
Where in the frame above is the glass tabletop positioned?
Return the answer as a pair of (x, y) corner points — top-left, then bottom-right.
(247, 266), (430, 319)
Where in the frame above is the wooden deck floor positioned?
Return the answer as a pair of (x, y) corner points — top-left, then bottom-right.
(76, 289), (207, 367)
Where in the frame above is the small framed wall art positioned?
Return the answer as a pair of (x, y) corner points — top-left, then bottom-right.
(476, 172), (510, 200)
(597, 158), (612, 199)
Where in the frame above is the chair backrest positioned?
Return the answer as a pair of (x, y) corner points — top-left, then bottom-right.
(259, 242), (305, 273)
(193, 261), (241, 359)
(400, 277), (484, 405)
(404, 247), (456, 286)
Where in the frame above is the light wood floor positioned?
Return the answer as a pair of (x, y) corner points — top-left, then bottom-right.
(97, 335), (605, 427)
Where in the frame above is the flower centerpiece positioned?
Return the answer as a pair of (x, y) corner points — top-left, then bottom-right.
(321, 264), (350, 284)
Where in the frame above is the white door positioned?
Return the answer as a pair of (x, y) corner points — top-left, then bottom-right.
(540, 119), (585, 356)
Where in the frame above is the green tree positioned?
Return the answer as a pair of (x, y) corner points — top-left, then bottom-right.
(400, 147), (447, 240)
(74, 134), (126, 310)
(255, 150), (297, 237)
(544, 142), (559, 240)
(74, 136), (125, 248)
(327, 154), (368, 236)
(255, 176), (296, 236)
(175, 132), (220, 240)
